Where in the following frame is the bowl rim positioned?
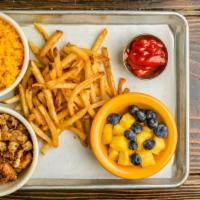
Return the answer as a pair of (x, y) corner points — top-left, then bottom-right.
(90, 92), (177, 179)
(0, 12), (29, 97)
(0, 107), (38, 197)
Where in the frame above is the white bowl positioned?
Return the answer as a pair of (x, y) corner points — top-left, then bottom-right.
(0, 107), (38, 197)
(0, 12), (29, 97)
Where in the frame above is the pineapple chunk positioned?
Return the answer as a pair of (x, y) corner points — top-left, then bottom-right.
(110, 136), (128, 152)
(108, 148), (119, 161)
(102, 124), (113, 144)
(119, 113), (136, 129)
(136, 128), (153, 150)
(113, 124), (125, 136)
(151, 137), (165, 155)
(118, 151), (130, 166)
(128, 149), (134, 156)
(140, 151), (156, 167)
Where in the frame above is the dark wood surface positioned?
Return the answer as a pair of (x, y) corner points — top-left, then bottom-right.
(0, 0), (199, 199)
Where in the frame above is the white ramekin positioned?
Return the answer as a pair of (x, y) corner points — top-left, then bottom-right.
(0, 107), (38, 197)
(0, 12), (29, 97)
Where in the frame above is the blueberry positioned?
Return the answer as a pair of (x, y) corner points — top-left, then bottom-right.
(130, 153), (141, 166)
(107, 113), (121, 125)
(154, 124), (168, 138)
(131, 122), (142, 134)
(135, 110), (146, 122)
(147, 118), (158, 129)
(129, 141), (138, 150)
(146, 110), (157, 120)
(143, 139), (155, 150)
(124, 129), (136, 140)
(128, 105), (139, 116)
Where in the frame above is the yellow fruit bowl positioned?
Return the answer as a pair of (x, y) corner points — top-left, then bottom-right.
(90, 93), (177, 179)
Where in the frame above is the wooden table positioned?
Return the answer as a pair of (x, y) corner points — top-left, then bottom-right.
(0, 0), (199, 199)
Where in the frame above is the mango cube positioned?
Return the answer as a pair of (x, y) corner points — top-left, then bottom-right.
(110, 136), (128, 152)
(102, 124), (113, 145)
(108, 148), (119, 161)
(118, 151), (130, 166)
(113, 124), (125, 136)
(151, 137), (165, 155)
(140, 151), (156, 167)
(119, 113), (135, 129)
(136, 128), (153, 150)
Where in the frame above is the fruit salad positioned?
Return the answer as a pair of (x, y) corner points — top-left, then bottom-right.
(102, 105), (168, 167)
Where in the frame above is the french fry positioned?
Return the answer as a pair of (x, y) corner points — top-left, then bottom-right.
(38, 104), (59, 147)
(25, 89), (33, 111)
(62, 89), (84, 109)
(54, 90), (63, 108)
(43, 89), (59, 125)
(67, 126), (86, 141)
(81, 48), (93, 56)
(39, 30), (63, 58)
(68, 73), (103, 115)
(49, 83), (77, 90)
(19, 84), (29, 117)
(75, 120), (84, 132)
(69, 45), (91, 78)
(22, 64), (32, 88)
(31, 60), (45, 84)
(30, 122), (52, 144)
(118, 78), (126, 95)
(46, 68), (78, 89)
(56, 102), (68, 113)
(59, 108), (88, 129)
(37, 91), (47, 106)
(90, 84), (97, 104)
(49, 68), (57, 80)
(83, 117), (92, 146)
(61, 53), (77, 69)
(41, 125), (49, 132)
(0, 95), (19, 104)
(53, 48), (62, 78)
(32, 108), (46, 126)
(92, 28), (108, 52)
(123, 88), (130, 94)
(29, 41), (40, 55)
(80, 91), (95, 118)
(58, 109), (69, 120)
(91, 100), (107, 109)
(102, 47), (117, 96)
(34, 22), (49, 41)
(32, 83), (46, 89)
(83, 117), (91, 135)
(40, 143), (51, 155)
(28, 114), (35, 122)
(32, 96), (41, 107)
(100, 76), (106, 100)
(91, 61), (101, 74)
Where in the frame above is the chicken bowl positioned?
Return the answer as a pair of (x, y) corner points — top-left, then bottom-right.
(0, 107), (38, 196)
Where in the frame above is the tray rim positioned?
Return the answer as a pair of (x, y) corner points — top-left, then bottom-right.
(2, 10), (190, 189)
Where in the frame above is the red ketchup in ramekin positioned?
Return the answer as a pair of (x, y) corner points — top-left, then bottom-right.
(124, 35), (168, 79)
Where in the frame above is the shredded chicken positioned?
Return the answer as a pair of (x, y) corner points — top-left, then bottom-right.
(8, 141), (19, 154)
(0, 163), (17, 183)
(0, 113), (33, 184)
(0, 142), (6, 152)
(22, 141), (33, 151)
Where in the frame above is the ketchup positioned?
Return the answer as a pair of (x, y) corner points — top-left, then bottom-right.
(125, 35), (168, 79)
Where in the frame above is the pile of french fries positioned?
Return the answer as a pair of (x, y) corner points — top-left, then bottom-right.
(1, 23), (130, 154)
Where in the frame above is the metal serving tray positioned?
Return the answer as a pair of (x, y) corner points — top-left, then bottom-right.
(3, 11), (189, 189)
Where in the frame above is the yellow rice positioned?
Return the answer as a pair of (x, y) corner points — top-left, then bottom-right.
(0, 18), (24, 90)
